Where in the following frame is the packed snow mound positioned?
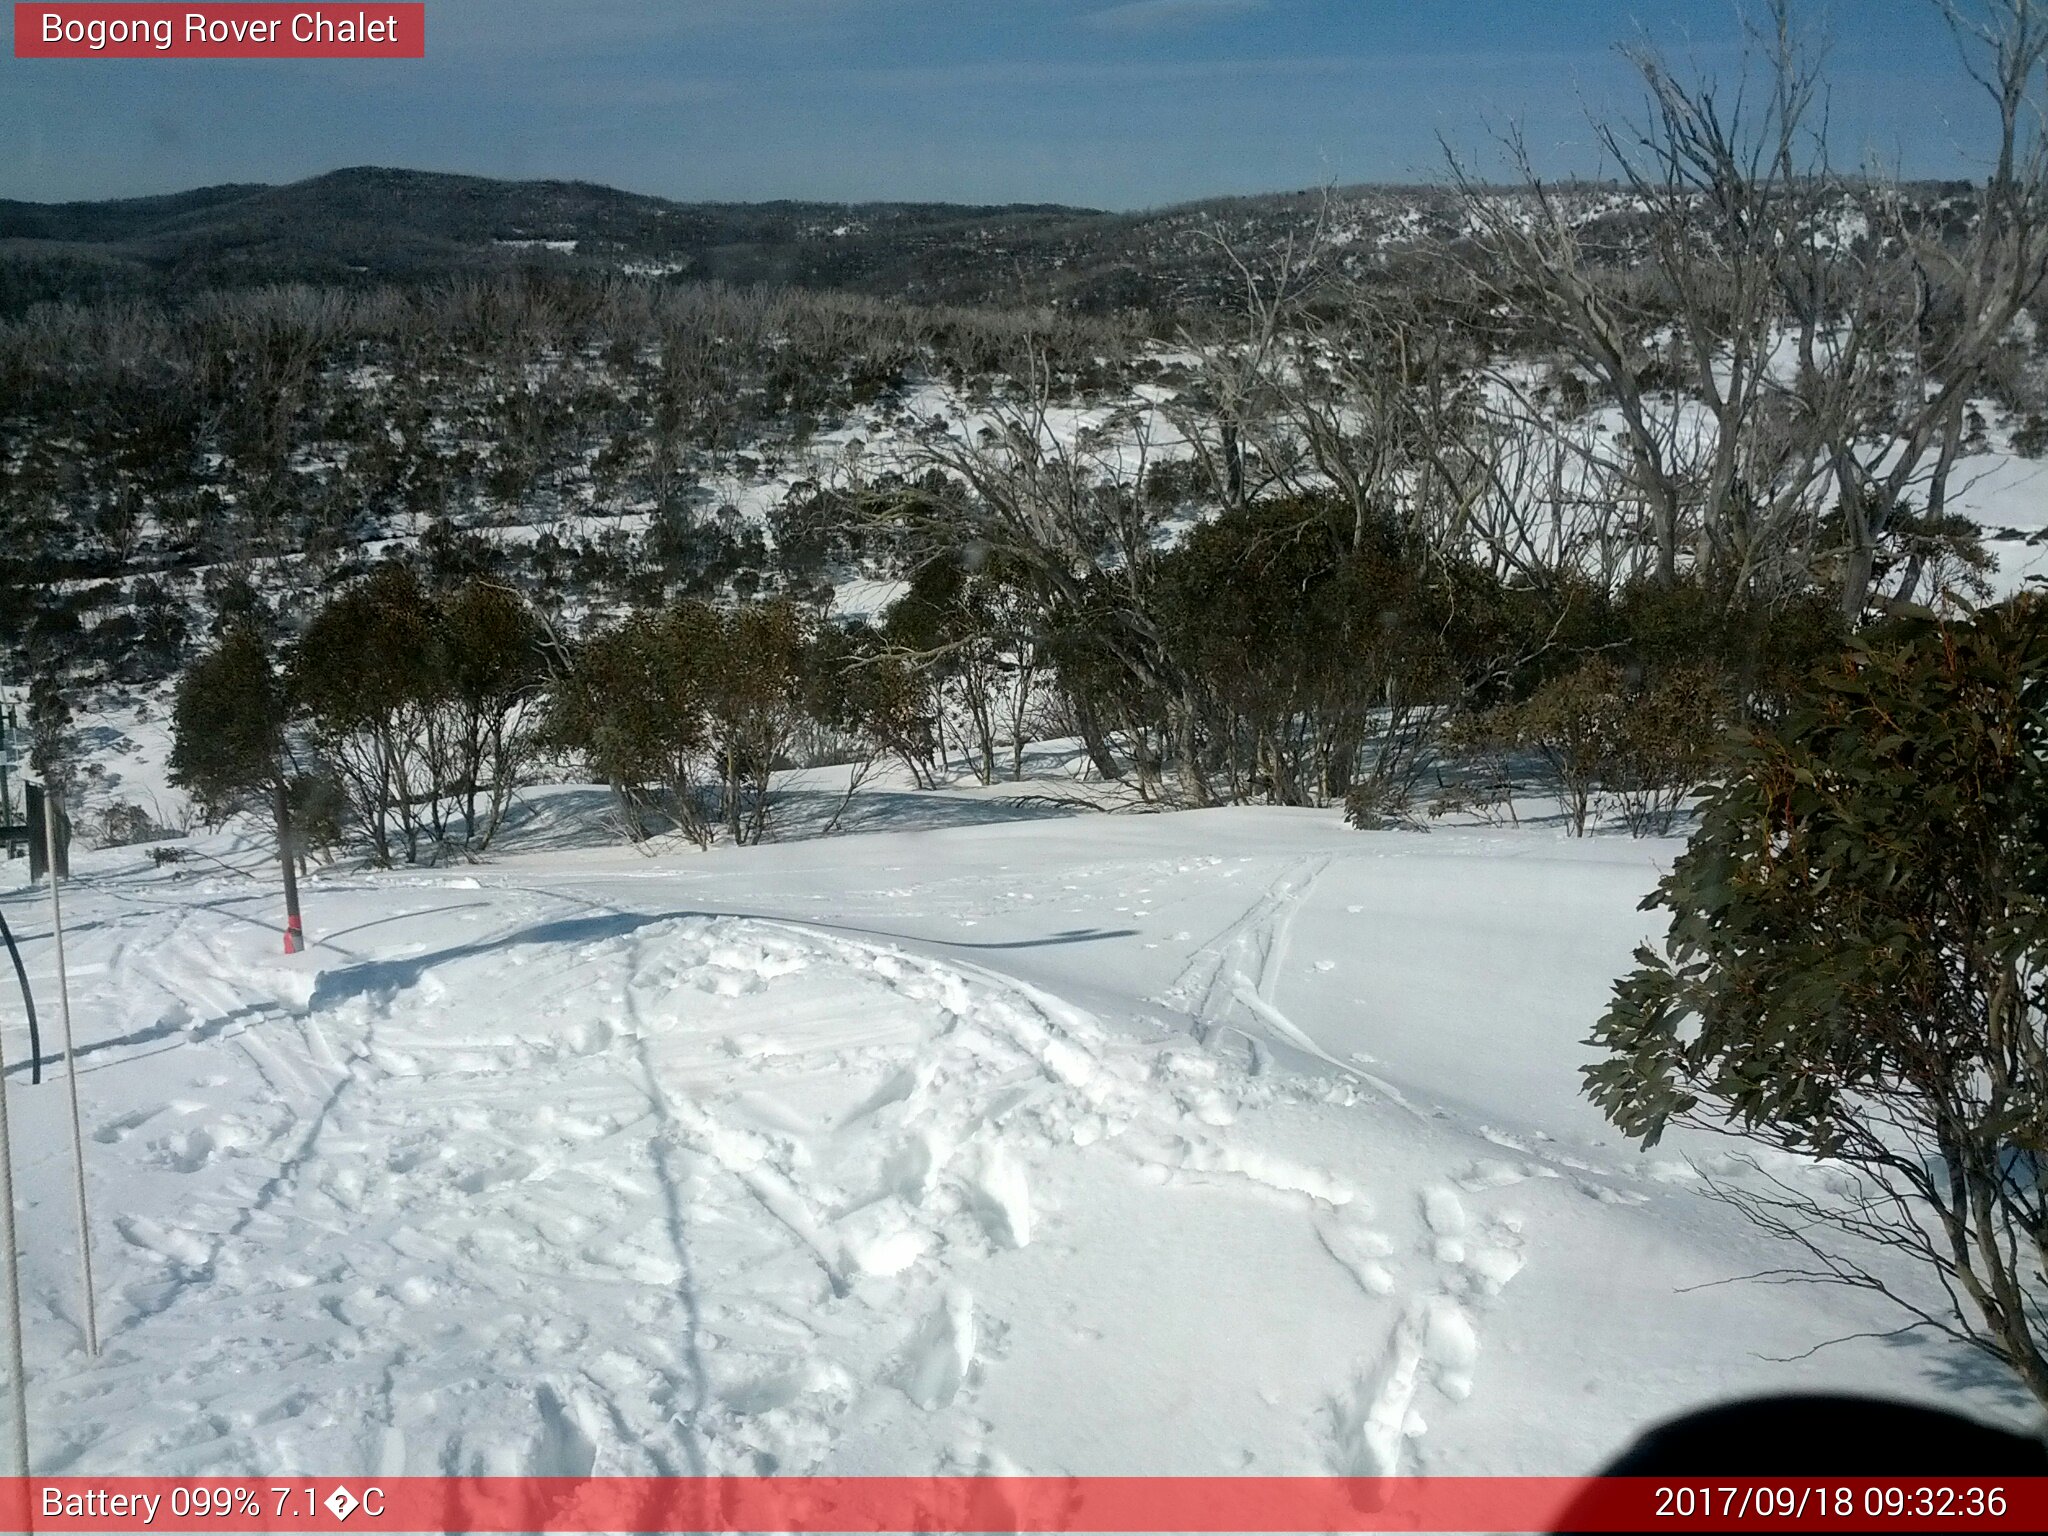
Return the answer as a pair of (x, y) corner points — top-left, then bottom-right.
(32, 906), (1434, 1476)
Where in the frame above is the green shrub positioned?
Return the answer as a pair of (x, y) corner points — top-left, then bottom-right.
(1585, 595), (2048, 1408)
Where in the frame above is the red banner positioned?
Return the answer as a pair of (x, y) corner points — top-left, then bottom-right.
(0, 1476), (2043, 1532)
(13, 4), (424, 58)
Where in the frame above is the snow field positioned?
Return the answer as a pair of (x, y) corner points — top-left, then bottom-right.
(2, 806), (2039, 1482)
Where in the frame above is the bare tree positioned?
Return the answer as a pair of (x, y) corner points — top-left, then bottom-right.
(1445, 3), (1836, 597)
(1448, 0), (2048, 617)
(1784, 0), (2048, 617)
(1162, 206), (1333, 517)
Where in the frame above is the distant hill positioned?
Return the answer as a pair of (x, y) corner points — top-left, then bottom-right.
(0, 166), (1135, 311)
(0, 166), (1488, 316)
(0, 165), (1977, 320)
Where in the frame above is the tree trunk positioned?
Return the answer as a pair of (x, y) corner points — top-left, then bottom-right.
(1221, 417), (1244, 510)
(1653, 486), (1680, 587)
(1839, 537), (1877, 624)
(1069, 692), (1123, 782)
(1173, 696), (1212, 808)
(724, 748), (743, 843)
(1837, 468), (1882, 623)
(274, 780), (305, 954)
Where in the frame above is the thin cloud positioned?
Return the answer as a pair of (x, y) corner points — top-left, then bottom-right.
(1085, 0), (1270, 34)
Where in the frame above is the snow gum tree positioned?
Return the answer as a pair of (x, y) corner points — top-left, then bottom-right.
(880, 557), (1040, 787)
(420, 581), (548, 855)
(1584, 594), (2048, 1408)
(291, 564), (439, 867)
(546, 598), (819, 847)
(168, 624), (308, 951)
(1447, 0), (2048, 619)
(541, 608), (715, 846)
(704, 599), (815, 844)
(285, 567), (545, 864)
(25, 674), (78, 800)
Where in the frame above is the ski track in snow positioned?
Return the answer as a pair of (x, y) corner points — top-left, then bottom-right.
(1159, 855), (1420, 1112)
(20, 868), (1539, 1479)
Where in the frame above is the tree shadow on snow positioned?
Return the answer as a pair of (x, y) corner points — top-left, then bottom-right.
(303, 907), (1136, 1014)
(772, 785), (1090, 838)
(1871, 1322), (2043, 1420)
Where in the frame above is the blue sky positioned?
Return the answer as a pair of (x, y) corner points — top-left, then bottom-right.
(0, 0), (2008, 208)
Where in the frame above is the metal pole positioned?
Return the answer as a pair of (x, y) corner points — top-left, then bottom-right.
(43, 785), (98, 1358)
(1, 704), (12, 860)
(0, 990), (32, 1475)
(0, 912), (39, 1086)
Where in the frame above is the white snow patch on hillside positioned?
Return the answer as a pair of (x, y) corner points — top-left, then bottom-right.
(1948, 448), (2048, 596)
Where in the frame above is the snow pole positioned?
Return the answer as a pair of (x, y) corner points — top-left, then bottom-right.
(42, 785), (98, 1358)
(0, 996), (31, 1475)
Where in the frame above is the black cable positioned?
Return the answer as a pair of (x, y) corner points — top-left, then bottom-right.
(0, 908), (40, 1085)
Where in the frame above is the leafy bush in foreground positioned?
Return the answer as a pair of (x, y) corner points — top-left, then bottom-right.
(1585, 595), (2048, 1409)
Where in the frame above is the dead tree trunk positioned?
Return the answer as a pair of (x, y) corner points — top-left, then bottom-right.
(274, 781), (305, 954)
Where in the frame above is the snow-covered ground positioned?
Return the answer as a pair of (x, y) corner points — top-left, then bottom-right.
(1, 786), (2039, 1480)
(1950, 447), (2048, 596)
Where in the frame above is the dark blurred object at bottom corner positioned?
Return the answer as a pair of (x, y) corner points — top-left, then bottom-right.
(1552, 1394), (2048, 1534)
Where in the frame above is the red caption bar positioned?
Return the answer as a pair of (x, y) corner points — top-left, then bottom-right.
(14, 4), (423, 58)
(1, 1476), (2044, 1532)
